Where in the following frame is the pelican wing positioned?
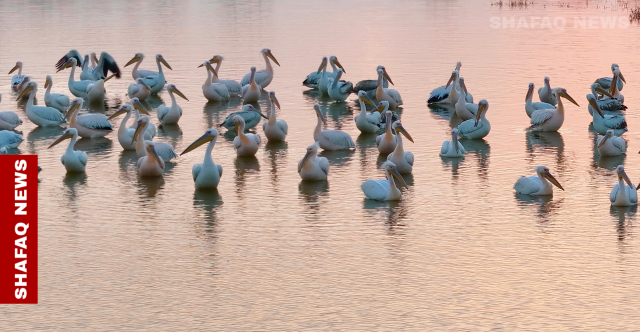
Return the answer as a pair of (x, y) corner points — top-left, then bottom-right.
(597, 98), (626, 111)
(192, 163), (202, 181)
(610, 183), (621, 203)
(603, 114), (627, 130)
(514, 176), (542, 195)
(233, 136), (242, 150)
(32, 106), (65, 122)
(386, 88), (403, 105)
(127, 83), (141, 97)
(240, 70), (269, 87)
(0, 111), (22, 127)
(427, 85), (451, 104)
(0, 131), (23, 148)
(318, 157), (329, 176)
(56, 49), (83, 70)
(322, 130), (355, 149)
(53, 94), (70, 108)
(77, 114), (113, 130)
(457, 119), (485, 137)
(354, 79), (378, 93)
(303, 71), (321, 88)
(154, 142), (178, 162)
(213, 83), (230, 99)
(217, 164), (223, 178)
(141, 76), (163, 91)
(530, 109), (555, 126)
(366, 112), (382, 125)
(219, 79), (242, 96)
(249, 133), (261, 145)
(361, 179), (390, 200)
(157, 105), (170, 122)
(77, 151), (88, 166)
(276, 119), (288, 135)
(440, 141), (452, 155)
(97, 52), (121, 79)
(338, 81), (354, 95)
(404, 151), (414, 166)
(136, 69), (158, 78)
(611, 137), (627, 153)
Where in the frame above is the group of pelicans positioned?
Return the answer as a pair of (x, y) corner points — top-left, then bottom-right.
(0, 51), (635, 204)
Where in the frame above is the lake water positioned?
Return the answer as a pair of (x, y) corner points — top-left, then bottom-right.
(1, 0), (640, 330)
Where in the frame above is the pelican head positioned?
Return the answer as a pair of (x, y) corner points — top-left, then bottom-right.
(613, 64), (626, 83)
(203, 61), (218, 77)
(553, 88), (579, 107)
(56, 58), (77, 72)
(136, 78), (150, 90)
(242, 104), (269, 119)
(316, 57), (328, 73)
(334, 68), (344, 81)
(232, 115), (246, 135)
(599, 129), (614, 148)
(526, 82), (535, 101)
(8, 61), (22, 75)
(455, 61), (462, 71)
(125, 53), (144, 67)
(377, 68), (394, 85)
(145, 142), (161, 160)
(616, 165), (633, 188)
(108, 99), (149, 120)
(64, 98), (84, 120)
(330, 55), (345, 73)
(587, 94), (604, 117)
(313, 103), (327, 125)
(445, 70), (459, 88)
(300, 142), (320, 171)
(209, 55), (224, 64)
(357, 90), (376, 107)
(249, 66), (257, 80)
(181, 128), (219, 156)
(474, 99), (489, 127)
(392, 121), (414, 143)
(166, 84), (188, 100)
(591, 83), (612, 99)
(45, 75), (53, 89)
(535, 165), (564, 191)
(261, 48), (280, 66)
(451, 128), (460, 154)
(16, 81), (36, 100)
(269, 91), (280, 109)
(131, 115), (151, 144)
(48, 128), (78, 149)
(544, 76), (550, 87)
(458, 77), (468, 95)
(611, 63), (619, 72)
(382, 161), (407, 188)
(155, 54), (172, 70)
(384, 110), (393, 132)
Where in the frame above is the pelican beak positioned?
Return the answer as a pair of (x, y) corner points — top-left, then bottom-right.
(598, 132), (612, 148)
(16, 85), (34, 100)
(383, 68), (394, 86)
(525, 85), (533, 101)
(181, 132), (214, 156)
(125, 55), (141, 67)
(170, 86), (189, 101)
(317, 58), (328, 73)
(390, 168), (407, 188)
(56, 59), (75, 73)
(104, 73), (116, 82)
(267, 51), (280, 66)
(452, 131), (460, 154)
(314, 105), (327, 125)
(396, 124), (414, 143)
(131, 123), (144, 145)
(234, 122), (240, 135)
(44, 78), (50, 89)
(360, 93), (376, 107)
(620, 168), (634, 188)
(445, 72), (456, 88)
(108, 106), (129, 120)
(541, 170), (564, 191)
(158, 56), (172, 70)
(139, 80), (151, 89)
(132, 99), (150, 115)
(474, 102), (487, 127)
(64, 101), (81, 120)
(374, 102), (386, 113)
(93, 54), (100, 64)
(268, 94), (280, 110)
(559, 90), (579, 107)
(8, 64), (19, 75)
(249, 105), (269, 119)
(300, 150), (313, 168)
(48, 132), (73, 149)
(589, 98), (603, 118)
(619, 72), (626, 83)
(333, 58), (345, 73)
(149, 145), (160, 160)
(459, 80), (468, 95)
(595, 86), (612, 98)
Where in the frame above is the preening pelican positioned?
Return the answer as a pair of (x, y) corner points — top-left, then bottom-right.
(598, 130), (626, 157)
(588, 94), (627, 136)
(440, 128), (466, 157)
(232, 115), (261, 156)
(354, 90), (382, 134)
(313, 103), (355, 151)
(108, 100), (153, 150)
(241, 66), (262, 104)
(538, 77), (557, 105)
(354, 65), (390, 99)
(589, 83), (622, 114)
(240, 48), (280, 88)
(48, 128), (87, 173)
(530, 89), (579, 132)
(262, 91), (288, 142)
(132, 115), (177, 161)
(302, 57), (328, 89)
(220, 104), (268, 131)
(428, 62), (473, 104)
(181, 128), (223, 189)
(298, 141), (329, 181)
(17, 82), (65, 127)
(0, 94), (22, 130)
(0, 130), (23, 149)
(457, 100), (491, 139)
(375, 68), (402, 108)
(319, 56), (346, 96)
(44, 75), (70, 112)
(8, 61), (28, 92)
(606, 67), (624, 104)
(595, 64), (625, 92)
(386, 121), (414, 174)
(514, 165), (564, 196)
(65, 98), (113, 138)
(202, 62), (230, 102)
(57, 58), (114, 102)
(454, 78), (479, 121)
(361, 161), (407, 201)
(55, 50), (121, 81)
(127, 78), (151, 100)
(327, 69), (353, 102)
(137, 142), (165, 177)
(610, 165), (636, 207)
(201, 55), (242, 96)
(525, 82), (554, 118)
(157, 84), (188, 125)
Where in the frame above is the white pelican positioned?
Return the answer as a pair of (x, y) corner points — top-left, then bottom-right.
(125, 53), (171, 83)
(132, 115), (177, 161)
(386, 121), (414, 174)
(65, 98), (113, 138)
(610, 165), (637, 207)
(139, 55), (172, 94)
(220, 104), (268, 131)
(108, 101), (153, 150)
(55, 50), (121, 81)
(530, 89), (579, 132)
(327, 69), (353, 102)
(241, 66), (262, 104)
(57, 58), (114, 102)
(588, 83), (622, 114)
(262, 91), (288, 142)
(8, 61), (28, 92)
(588, 94), (627, 136)
(538, 77), (557, 105)
(0, 130), (23, 149)
(313, 103), (355, 151)
(240, 48), (280, 88)
(598, 130), (626, 157)
(137, 142), (165, 177)
(525, 83), (554, 118)
(606, 67), (624, 103)
(377, 109), (413, 154)
(48, 128), (87, 173)
(0, 94), (22, 130)
(595, 64), (625, 92)
(201, 55), (242, 96)
(232, 115), (261, 156)
(180, 128), (223, 189)
(354, 90), (382, 134)
(428, 62), (473, 104)
(354, 65), (391, 99)
(361, 161), (407, 201)
(17, 82), (65, 127)
(514, 166), (564, 196)
(302, 57), (328, 89)
(202, 62), (230, 102)
(375, 68), (402, 108)
(157, 84), (188, 125)
(298, 141), (329, 181)
(44, 75), (70, 112)
(440, 128), (466, 157)
(319, 56), (346, 96)
(458, 100), (491, 139)
(127, 78), (151, 100)
(454, 78), (479, 121)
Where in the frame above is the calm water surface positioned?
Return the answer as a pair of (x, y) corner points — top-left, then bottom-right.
(2, 0), (640, 330)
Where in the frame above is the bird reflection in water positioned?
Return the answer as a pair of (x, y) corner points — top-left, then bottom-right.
(525, 131), (565, 166)
(234, 156), (260, 198)
(363, 198), (410, 234)
(202, 99), (242, 128)
(264, 140), (288, 187)
(356, 133), (379, 174)
(157, 123), (182, 145)
(74, 137), (113, 156)
(515, 194), (564, 226)
(85, 98), (109, 113)
(298, 180), (329, 217)
(118, 150), (139, 182)
(428, 103), (455, 123)
(63, 171), (88, 205)
(318, 149), (354, 168)
(144, 94), (164, 109)
(461, 139), (490, 180)
(610, 205), (636, 245)
(26, 126), (64, 154)
(137, 175), (165, 198)
(193, 190), (224, 236)
(320, 102), (353, 130)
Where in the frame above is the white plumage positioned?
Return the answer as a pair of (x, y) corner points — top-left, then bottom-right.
(361, 161), (407, 201)
(180, 128), (223, 189)
(241, 66), (262, 104)
(9, 61), (28, 92)
(137, 141), (165, 177)
(427, 63), (472, 104)
(240, 48), (279, 88)
(375, 68), (402, 108)
(232, 116), (261, 156)
(525, 82), (554, 118)
(597, 130), (626, 157)
(538, 76), (557, 105)
(18, 82), (65, 127)
(0, 130), (23, 149)
(458, 100), (490, 140)
(302, 57), (328, 89)
(206, 55), (242, 96)
(610, 165), (637, 207)
(127, 78), (151, 100)
(0, 94), (22, 130)
(48, 128), (87, 173)
(202, 62), (230, 102)
(312, 103), (355, 151)
(514, 165), (564, 196)
(588, 94), (627, 136)
(66, 98), (113, 138)
(298, 141), (329, 181)
(157, 84), (188, 125)
(262, 91), (288, 142)
(454, 78), (478, 121)
(125, 54), (172, 94)
(132, 115), (177, 162)
(327, 69), (352, 102)
(530, 88), (579, 132)
(386, 124), (414, 174)
(440, 128), (465, 157)
(108, 102), (153, 150)
(44, 75), (70, 113)
(354, 91), (382, 134)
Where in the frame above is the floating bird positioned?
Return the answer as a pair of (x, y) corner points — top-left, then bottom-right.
(0, 94), (22, 130)
(201, 55), (242, 96)
(440, 128), (466, 157)
(240, 48), (279, 88)
(136, 141), (165, 177)
(313, 103), (355, 151)
(610, 165), (637, 207)
(48, 128), (87, 173)
(298, 141), (329, 181)
(262, 91), (288, 142)
(377, 108), (413, 154)
(538, 76), (557, 105)
(65, 98), (113, 138)
(375, 68), (401, 108)
(598, 130), (626, 157)
(455, 78), (479, 120)
(55, 50), (121, 81)
(232, 115), (261, 156)
(361, 161), (407, 201)
(428, 63), (473, 104)
(44, 75), (70, 112)
(0, 130), (23, 149)
(108, 100), (153, 150)
(57, 58), (114, 102)
(124, 53), (151, 79)
(17, 82), (65, 127)
(386, 121), (414, 174)
(458, 100), (491, 139)
(327, 68), (352, 102)
(525, 82), (555, 118)
(241, 66), (262, 104)
(8, 61), (28, 92)
(202, 62), (230, 102)
(588, 94), (627, 136)
(220, 104), (268, 131)
(127, 78), (151, 100)
(606, 67), (624, 104)
(318, 56), (346, 96)
(530, 89), (579, 132)
(139, 55), (172, 94)
(181, 128), (223, 189)
(302, 57), (328, 89)
(595, 64), (624, 92)
(588, 83), (622, 114)
(157, 84), (188, 125)
(514, 166), (564, 196)
(131, 115), (177, 162)
(354, 65), (390, 99)
(354, 91), (382, 134)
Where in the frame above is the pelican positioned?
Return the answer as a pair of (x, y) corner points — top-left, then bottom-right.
(262, 91), (288, 142)
(180, 128), (223, 189)
(354, 65), (391, 99)
(108, 101), (153, 150)
(202, 62), (230, 102)
(125, 53), (152, 79)
(130, 97), (156, 138)
(0, 130), (23, 149)
(55, 50), (121, 81)
(354, 90), (382, 134)
(241, 66), (262, 104)
(137, 142), (165, 177)
(386, 121), (414, 174)
(318, 56), (346, 96)
(598, 130), (626, 157)
(327, 69), (353, 102)
(132, 116), (177, 161)
(428, 62), (473, 104)
(313, 103), (355, 151)
(514, 166), (564, 196)
(440, 128), (466, 157)
(458, 100), (491, 139)
(8, 61), (28, 92)
(17, 82), (65, 127)
(375, 68), (402, 108)
(525, 83), (554, 118)
(139, 55), (172, 94)
(361, 161), (407, 201)
(298, 141), (329, 181)
(201, 55), (242, 95)
(606, 67), (624, 103)
(302, 57), (328, 89)
(65, 98), (113, 138)
(538, 77), (557, 105)
(157, 84), (188, 125)
(611, 165), (637, 207)
(44, 75), (70, 112)
(0, 94), (22, 130)
(240, 48), (280, 88)
(595, 64), (625, 92)
(455, 78), (479, 120)
(588, 94), (627, 136)
(48, 128), (87, 172)
(232, 116), (261, 156)
(127, 78), (151, 100)
(57, 58), (114, 102)
(377, 108), (413, 154)
(530, 89), (579, 132)
(220, 104), (268, 131)
(588, 83), (622, 114)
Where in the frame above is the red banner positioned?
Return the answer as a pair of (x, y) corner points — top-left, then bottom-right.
(0, 155), (37, 304)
